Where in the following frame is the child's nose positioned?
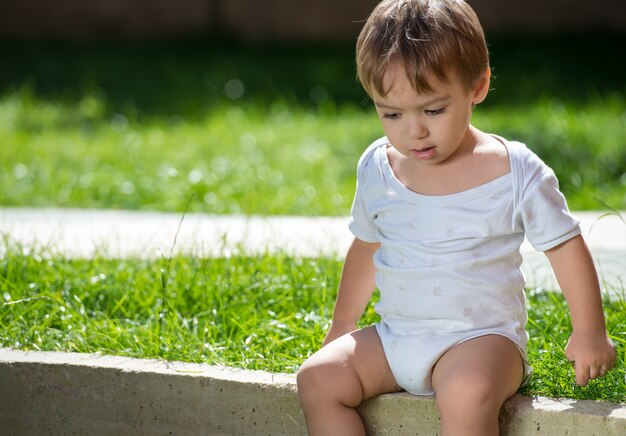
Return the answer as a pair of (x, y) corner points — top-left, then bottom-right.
(408, 116), (428, 139)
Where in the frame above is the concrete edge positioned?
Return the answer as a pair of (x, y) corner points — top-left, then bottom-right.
(1, 349), (625, 435)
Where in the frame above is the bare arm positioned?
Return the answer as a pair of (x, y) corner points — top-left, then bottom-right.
(544, 234), (616, 386)
(323, 237), (380, 346)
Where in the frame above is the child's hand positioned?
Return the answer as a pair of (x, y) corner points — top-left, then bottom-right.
(322, 320), (358, 347)
(565, 330), (616, 386)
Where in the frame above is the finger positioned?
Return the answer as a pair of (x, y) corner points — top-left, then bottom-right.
(589, 366), (602, 380)
(575, 362), (590, 387)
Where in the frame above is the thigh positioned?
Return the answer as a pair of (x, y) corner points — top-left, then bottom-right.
(431, 334), (524, 404)
(302, 325), (402, 401)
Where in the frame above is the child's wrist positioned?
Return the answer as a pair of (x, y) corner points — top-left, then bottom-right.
(570, 326), (608, 336)
(331, 319), (358, 328)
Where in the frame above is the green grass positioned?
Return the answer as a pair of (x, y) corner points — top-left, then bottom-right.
(1, 34), (625, 214)
(523, 287), (626, 402)
(1, 243), (624, 403)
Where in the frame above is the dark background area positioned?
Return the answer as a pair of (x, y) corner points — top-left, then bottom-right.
(1, 33), (624, 120)
(1, 0), (625, 42)
(1, 0), (624, 118)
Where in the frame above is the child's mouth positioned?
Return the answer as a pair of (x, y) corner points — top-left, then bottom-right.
(411, 146), (436, 160)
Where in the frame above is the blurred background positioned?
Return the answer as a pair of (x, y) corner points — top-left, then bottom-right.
(1, 0), (625, 215)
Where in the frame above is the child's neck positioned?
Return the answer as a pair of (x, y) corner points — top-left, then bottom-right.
(388, 126), (510, 196)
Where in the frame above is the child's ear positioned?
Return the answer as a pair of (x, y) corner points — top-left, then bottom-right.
(471, 67), (491, 104)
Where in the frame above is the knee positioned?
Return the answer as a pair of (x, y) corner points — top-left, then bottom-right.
(435, 372), (501, 417)
(296, 355), (363, 409)
(296, 358), (331, 403)
(296, 359), (318, 395)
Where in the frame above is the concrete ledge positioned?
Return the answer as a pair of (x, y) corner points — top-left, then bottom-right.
(1, 349), (625, 435)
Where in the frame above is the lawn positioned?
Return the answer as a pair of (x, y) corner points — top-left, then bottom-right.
(1, 34), (625, 214)
(1, 244), (624, 402)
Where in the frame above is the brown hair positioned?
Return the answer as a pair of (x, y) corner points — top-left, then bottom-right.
(356, 0), (489, 97)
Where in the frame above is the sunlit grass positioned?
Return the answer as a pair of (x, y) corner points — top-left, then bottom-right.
(1, 243), (624, 402)
(522, 287), (626, 402)
(0, 244), (340, 373)
(1, 95), (625, 214)
(0, 96), (375, 215)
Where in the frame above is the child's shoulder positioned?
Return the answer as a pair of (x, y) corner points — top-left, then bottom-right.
(492, 135), (545, 168)
(355, 136), (389, 171)
(492, 135), (556, 187)
(491, 134), (525, 154)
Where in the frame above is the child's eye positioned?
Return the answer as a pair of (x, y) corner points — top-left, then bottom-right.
(425, 107), (445, 116)
(382, 112), (400, 120)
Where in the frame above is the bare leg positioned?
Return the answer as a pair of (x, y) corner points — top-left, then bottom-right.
(432, 335), (524, 436)
(297, 326), (401, 436)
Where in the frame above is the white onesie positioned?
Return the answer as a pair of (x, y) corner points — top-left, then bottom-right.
(348, 136), (581, 395)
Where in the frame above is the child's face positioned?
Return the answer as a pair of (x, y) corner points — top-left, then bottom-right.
(371, 62), (488, 166)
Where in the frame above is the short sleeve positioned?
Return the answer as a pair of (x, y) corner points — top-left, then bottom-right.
(347, 148), (380, 243)
(515, 149), (580, 252)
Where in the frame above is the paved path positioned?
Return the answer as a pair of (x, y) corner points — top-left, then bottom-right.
(1, 207), (624, 297)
